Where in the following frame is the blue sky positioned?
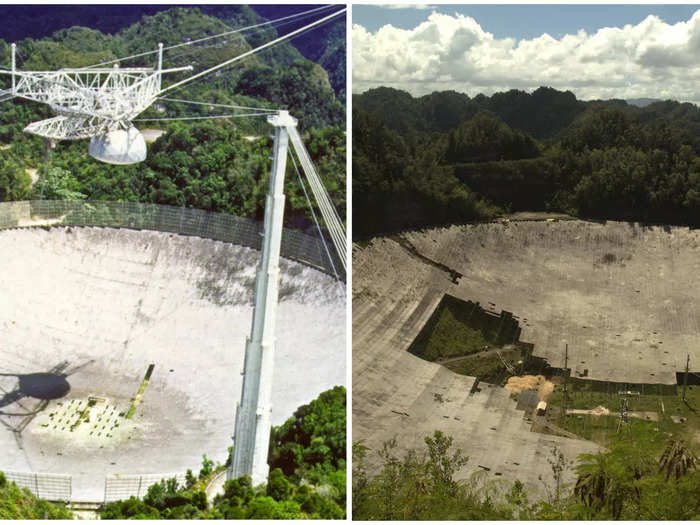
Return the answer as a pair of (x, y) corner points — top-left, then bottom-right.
(353, 4), (700, 103)
(353, 5), (700, 40)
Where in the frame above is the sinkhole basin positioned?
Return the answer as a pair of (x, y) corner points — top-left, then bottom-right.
(0, 226), (345, 502)
(353, 219), (700, 495)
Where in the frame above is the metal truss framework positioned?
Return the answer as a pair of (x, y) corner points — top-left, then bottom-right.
(2, 43), (191, 140)
(23, 115), (104, 140)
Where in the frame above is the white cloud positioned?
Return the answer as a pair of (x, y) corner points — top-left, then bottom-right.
(352, 10), (700, 104)
(378, 4), (437, 10)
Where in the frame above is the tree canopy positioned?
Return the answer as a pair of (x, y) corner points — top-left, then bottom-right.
(0, 472), (72, 519)
(353, 427), (700, 520)
(0, 7), (346, 231)
(353, 87), (700, 238)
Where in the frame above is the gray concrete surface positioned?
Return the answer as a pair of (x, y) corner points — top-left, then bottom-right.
(0, 226), (345, 502)
(405, 220), (700, 383)
(353, 219), (700, 498)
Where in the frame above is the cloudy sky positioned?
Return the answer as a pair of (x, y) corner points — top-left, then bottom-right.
(353, 5), (700, 104)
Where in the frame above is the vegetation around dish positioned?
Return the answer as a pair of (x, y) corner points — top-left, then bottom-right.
(352, 427), (700, 520)
(0, 7), (346, 229)
(547, 383), (700, 447)
(353, 86), (700, 239)
(99, 386), (346, 519)
(412, 306), (490, 362)
(444, 347), (522, 384)
(407, 295), (524, 382)
(0, 472), (73, 519)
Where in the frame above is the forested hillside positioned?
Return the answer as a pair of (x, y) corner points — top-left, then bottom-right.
(0, 7), (345, 229)
(353, 87), (700, 238)
(0, 5), (345, 100)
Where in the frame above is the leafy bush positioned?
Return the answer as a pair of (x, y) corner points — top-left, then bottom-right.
(353, 429), (700, 520)
(100, 386), (346, 520)
(0, 472), (73, 519)
(268, 385), (346, 479)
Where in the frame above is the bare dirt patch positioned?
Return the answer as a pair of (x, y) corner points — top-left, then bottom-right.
(505, 375), (544, 394)
(504, 375), (555, 402)
(568, 406), (611, 417)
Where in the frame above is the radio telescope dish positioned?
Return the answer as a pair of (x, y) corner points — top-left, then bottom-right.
(89, 126), (147, 165)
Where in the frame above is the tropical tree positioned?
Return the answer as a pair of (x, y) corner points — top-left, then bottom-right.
(573, 451), (609, 513)
(424, 430), (469, 496)
(659, 439), (697, 480)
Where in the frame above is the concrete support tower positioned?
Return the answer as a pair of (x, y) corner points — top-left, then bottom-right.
(228, 110), (297, 486)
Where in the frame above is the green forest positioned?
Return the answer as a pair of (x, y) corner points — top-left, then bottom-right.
(1, 386), (346, 519)
(353, 427), (700, 520)
(353, 86), (700, 239)
(0, 7), (346, 229)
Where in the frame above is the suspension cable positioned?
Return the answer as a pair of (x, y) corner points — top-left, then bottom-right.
(157, 97), (277, 113)
(131, 11), (331, 67)
(81, 5), (337, 69)
(289, 150), (339, 280)
(134, 112), (270, 121)
(159, 8), (345, 97)
(286, 125), (346, 272)
(158, 19), (331, 97)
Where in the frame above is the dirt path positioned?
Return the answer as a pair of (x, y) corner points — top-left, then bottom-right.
(534, 415), (582, 440)
(566, 406), (658, 421)
(567, 406), (611, 417)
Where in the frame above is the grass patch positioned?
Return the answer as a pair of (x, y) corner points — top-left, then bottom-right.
(445, 347), (521, 384)
(552, 412), (658, 443)
(548, 383), (700, 450)
(126, 363), (155, 419)
(408, 294), (522, 362)
(423, 307), (489, 360)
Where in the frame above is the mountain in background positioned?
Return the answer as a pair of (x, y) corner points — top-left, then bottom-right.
(353, 86), (700, 238)
(0, 4), (345, 100)
(354, 86), (699, 141)
(0, 7), (346, 229)
(627, 97), (663, 107)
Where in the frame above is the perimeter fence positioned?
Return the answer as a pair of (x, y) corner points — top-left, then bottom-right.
(0, 469), (192, 504)
(2, 470), (72, 501)
(0, 200), (344, 280)
(103, 473), (188, 503)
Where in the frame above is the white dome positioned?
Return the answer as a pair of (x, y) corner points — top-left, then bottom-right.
(88, 126), (147, 165)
